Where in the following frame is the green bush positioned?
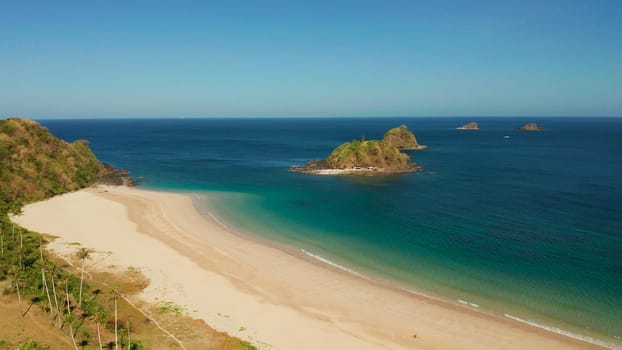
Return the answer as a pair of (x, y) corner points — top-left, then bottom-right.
(18, 339), (49, 350)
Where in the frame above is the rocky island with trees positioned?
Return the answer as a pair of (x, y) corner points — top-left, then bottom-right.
(290, 125), (424, 175)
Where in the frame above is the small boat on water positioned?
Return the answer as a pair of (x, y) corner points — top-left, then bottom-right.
(504, 135), (511, 139)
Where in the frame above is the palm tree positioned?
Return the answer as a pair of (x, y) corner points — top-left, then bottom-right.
(76, 248), (91, 307)
(69, 324), (79, 350)
(39, 243), (53, 317)
(65, 277), (72, 316)
(50, 273), (62, 328)
(126, 320), (131, 350)
(8, 265), (23, 316)
(41, 265), (53, 317)
(95, 311), (104, 350)
(110, 288), (120, 350)
(90, 289), (104, 350)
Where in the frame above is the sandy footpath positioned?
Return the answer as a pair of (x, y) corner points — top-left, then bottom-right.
(12, 186), (604, 350)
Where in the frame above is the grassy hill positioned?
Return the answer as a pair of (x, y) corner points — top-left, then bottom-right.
(0, 118), (101, 210)
(327, 139), (411, 170)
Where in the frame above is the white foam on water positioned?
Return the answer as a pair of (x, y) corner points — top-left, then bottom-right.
(204, 208), (230, 229)
(457, 299), (480, 308)
(504, 314), (621, 350)
(301, 250), (445, 303)
(192, 194), (232, 230)
(301, 251), (621, 349)
(196, 194), (621, 349)
(301, 249), (363, 278)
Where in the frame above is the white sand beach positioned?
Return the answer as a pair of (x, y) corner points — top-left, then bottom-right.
(12, 186), (605, 350)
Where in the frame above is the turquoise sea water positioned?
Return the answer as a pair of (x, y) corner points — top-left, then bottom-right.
(41, 117), (622, 346)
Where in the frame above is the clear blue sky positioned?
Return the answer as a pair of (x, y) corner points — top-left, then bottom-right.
(1, 0), (620, 118)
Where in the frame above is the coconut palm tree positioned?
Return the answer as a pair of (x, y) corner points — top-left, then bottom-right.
(65, 277), (72, 316)
(126, 320), (131, 350)
(89, 289), (104, 350)
(50, 273), (62, 328)
(110, 288), (120, 350)
(76, 248), (91, 307)
(69, 323), (79, 350)
(8, 265), (23, 316)
(95, 310), (104, 350)
(41, 266), (53, 317)
(38, 243), (53, 317)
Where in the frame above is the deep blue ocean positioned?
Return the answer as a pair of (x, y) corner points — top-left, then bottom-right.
(40, 117), (622, 346)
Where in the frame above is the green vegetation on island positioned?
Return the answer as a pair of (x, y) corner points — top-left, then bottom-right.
(291, 125), (423, 175)
(382, 125), (427, 150)
(0, 118), (256, 349)
(327, 139), (411, 169)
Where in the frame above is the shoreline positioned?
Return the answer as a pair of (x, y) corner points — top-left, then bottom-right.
(288, 165), (423, 175)
(293, 167), (421, 175)
(12, 186), (616, 350)
(399, 145), (428, 150)
(195, 192), (621, 350)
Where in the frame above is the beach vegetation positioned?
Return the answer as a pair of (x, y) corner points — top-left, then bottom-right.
(17, 339), (49, 350)
(158, 301), (186, 315)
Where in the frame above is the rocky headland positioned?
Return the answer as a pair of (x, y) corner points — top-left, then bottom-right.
(96, 162), (140, 187)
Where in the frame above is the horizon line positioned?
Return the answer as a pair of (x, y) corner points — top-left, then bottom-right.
(4, 115), (621, 121)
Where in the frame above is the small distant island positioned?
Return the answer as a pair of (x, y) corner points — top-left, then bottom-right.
(456, 122), (479, 130)
(383, 124), (428, 150)
(290, 126), (424, 175)
(518, 123), (544, 131)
